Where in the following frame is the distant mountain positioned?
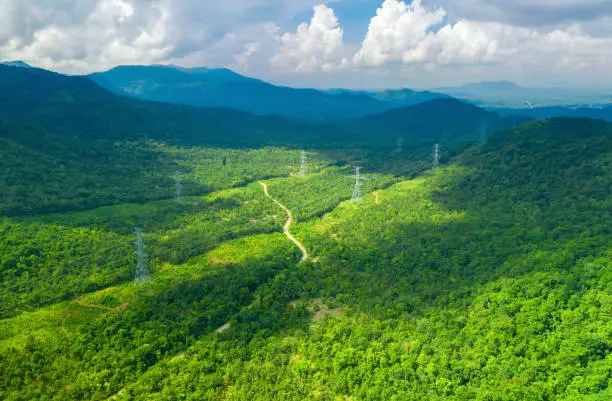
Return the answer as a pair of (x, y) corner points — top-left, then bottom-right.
(492, 105), (612, 122)
(1, 65), (522, 151)
(434, 81), (531, 104)
(371, 88), (451, 106)
(434, 81), (612, 108)
(341, 98), (533, 147)
(89, 65), (392, 122)
(0, 65), (332, 148)
(325, 88), (449, 107)
(439, 80), (524, 93)
(0, 60), (32, 68)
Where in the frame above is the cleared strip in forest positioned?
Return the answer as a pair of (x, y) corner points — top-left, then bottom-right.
(259, 181), (308, 263)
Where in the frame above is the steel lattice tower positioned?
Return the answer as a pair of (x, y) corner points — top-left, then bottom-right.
(433, 144), (441, 170)
(350, 167), (368, 203)
(134, 228), (150, 284)
(299, 150), (307, 177)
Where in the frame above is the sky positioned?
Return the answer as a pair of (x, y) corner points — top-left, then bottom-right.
(2, 0), (612, 89)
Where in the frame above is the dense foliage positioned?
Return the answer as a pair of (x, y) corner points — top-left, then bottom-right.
(0, 62), (610, 401)
(343, 98), (532, 147)
(0, 119), (309, 215)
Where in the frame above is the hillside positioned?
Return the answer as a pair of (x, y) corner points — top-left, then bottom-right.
(1, 117), (610, 400)
(342, 98), (533, 146)
(0, 66), (537, 152)
(89, 65), (392, 121)
(1, 66), (509, 216)
(0, 65), (336, 147)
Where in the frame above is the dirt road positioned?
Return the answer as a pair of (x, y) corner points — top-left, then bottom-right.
(259, 181), (308, 263)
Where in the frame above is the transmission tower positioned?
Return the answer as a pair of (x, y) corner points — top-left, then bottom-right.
(396, 135), (404, 152)
(433, 144), (441, 170)
(175, 171), (184, 201)
(350, 167), (368, 203)
(299, 150), (307, 176)
(134, 228), (150, 284)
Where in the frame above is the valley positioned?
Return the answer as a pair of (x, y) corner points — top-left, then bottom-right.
(0, 65), (610, 401)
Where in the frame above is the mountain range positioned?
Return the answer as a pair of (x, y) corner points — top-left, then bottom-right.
(0, 65), (519, 150)
(89, 65), (400, 122)
(6, 60), (610, 113)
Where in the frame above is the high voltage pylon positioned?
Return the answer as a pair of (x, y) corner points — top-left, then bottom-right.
(299, 150), (307, 176)
(134, 228), (150, 284)
(175, 171), (184, 201)
(433, 144), (441, 170)
(350, 166), (368, 203)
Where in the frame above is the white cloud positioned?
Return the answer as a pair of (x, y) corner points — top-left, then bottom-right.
(0, 0), (173, 73)
(0, 0), (329, 74)
(2, 0), (612, 87)
(353, 0), (446, 66)
(271, 5), (348, 73)
(350, 0), (612, 84)
(353, 0), (526, 67)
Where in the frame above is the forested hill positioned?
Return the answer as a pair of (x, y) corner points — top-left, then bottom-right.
(0, 66), (533, 150)
(448, 118), (612, 207)
(0, 65), (332, 147)
(0, 65), (526, 216)
(1, 100), (611, 399)
(89, 65), (392, 122)
(342, 98), (533, 145)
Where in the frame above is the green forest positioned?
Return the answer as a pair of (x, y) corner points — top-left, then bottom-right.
(0, 65), (610, 401)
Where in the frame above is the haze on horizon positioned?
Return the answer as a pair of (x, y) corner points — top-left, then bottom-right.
(2, 0), (612, 90)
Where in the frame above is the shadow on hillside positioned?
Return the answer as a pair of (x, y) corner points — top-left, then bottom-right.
(3, 238), (309, 399)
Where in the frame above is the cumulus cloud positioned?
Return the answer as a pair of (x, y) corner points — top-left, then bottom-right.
(2, 0), (612, 87)
(353, 0), (446, 66)
(271, 5), (348, 73)
(351, 0), (612, 80)
(353, 0), (530, 67)
(0, 0), (173, 72)
(0, 0), (329, 73)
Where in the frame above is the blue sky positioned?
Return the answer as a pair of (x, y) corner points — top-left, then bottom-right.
(2, 0), (612, 89)
(288, 0), (380, 42)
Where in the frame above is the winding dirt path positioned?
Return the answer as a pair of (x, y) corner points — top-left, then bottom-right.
(259, 181), (308, 263)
